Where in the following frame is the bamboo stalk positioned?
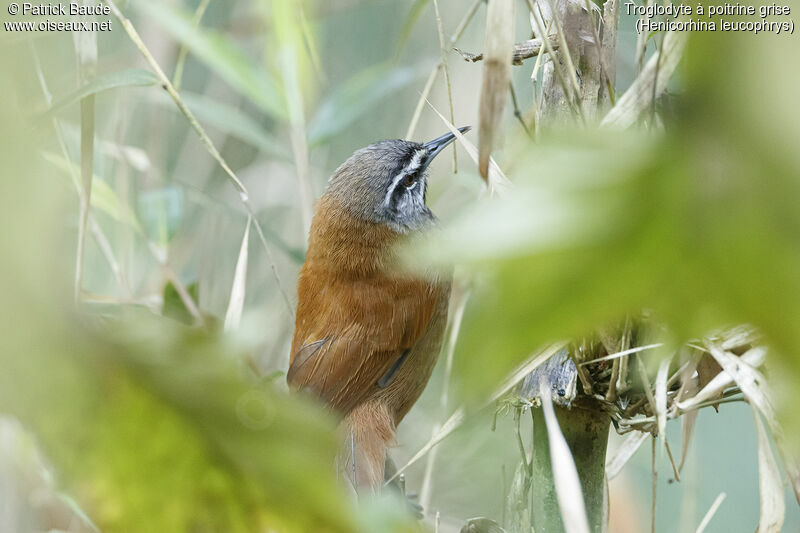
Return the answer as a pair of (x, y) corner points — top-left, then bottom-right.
(530, 404), (608, 532)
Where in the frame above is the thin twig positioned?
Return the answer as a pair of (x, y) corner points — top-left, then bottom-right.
(105, 0), (295, 320)
(582, 0), (615, 104)
(386, 344), (563, 484)
(514, 407), (530, 473)
(419, 288), (470, 511)
(649, 30), (666, 125)
(581, 343), (663, 366)
(406, 66), (441, 140)
(636, 352), (658, 412)
(31, 42), (132, 298)
(508, 82), (531, 137)
(74, 20), (97, 303)
(450, 0), (482, 47)
(89, 216), (131, 295)
(530, 20), (553, 135)
(147, 241), (203, 323)
(601, 30), (686, 128)
(34, 41), (200, 322)
(651, 436), (657, 533)
(635, 0), (652, 74)
(432, 0), (458, 172)
(664, 439), (681, 482)
(172, 0), (210, 91)
(695, 493), (726, 533)
(543, 0), (582, 96)
(279, 52), (314, 235)
(454, 37), (555, 65)
(163, 263), (202, 321)
(527, 0), (584, 120)
(405, 0), (481, 140)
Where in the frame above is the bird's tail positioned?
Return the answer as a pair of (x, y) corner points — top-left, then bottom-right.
(339, 400), (396, 492)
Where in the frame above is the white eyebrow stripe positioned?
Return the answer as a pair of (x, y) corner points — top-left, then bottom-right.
(382, 149), (426, 207)
(383, 171), (407, 206)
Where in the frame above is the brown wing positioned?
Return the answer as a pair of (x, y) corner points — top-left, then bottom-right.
(287, 267), (442, 415)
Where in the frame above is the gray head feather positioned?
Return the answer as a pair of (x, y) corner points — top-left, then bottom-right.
(325, 139), (435, 233)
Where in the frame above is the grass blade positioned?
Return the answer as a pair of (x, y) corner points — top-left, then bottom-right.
(387, 344), (559, 483)
(426, 100), (512, 195)
(655, 356), (670, 456)
(224, 217), (251, 331)
(405, 0), (481, 140)
(309, 62), (429, 144)
(678, 409), (697, 474)
(106, 0), (295, 320)
(432, 0), (458, 172)
(171, 0), (211, 91)
(601, 29), (687, 128)
(152, 91), (291, 160)
(396, 0), (431, 55)
(137, 0), (285, 119)
(73, 8), (97, 303)
(540, 387), (591, 533)
(704, 344), (773, 422)
(606, 430), (648, 480)
(695, 492), (726, 533)
(752, 410), (785, 533)
(44, 68), (159, 117)
(44, 153), (143, 233)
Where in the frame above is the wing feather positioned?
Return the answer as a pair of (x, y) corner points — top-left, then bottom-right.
(288, 271), (441, 414)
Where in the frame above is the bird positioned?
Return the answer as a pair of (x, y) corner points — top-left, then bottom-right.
(287, 127), (469, 492)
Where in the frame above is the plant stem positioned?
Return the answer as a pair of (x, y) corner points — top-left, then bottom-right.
(531, 405), (609, 532)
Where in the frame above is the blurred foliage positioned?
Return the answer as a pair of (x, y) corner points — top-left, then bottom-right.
(163, 280), (200, 324)
(410, 31), (800, 408)
(1, 0), (799, 531)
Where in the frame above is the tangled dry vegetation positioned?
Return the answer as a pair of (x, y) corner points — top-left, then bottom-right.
(490, 323), (799, 532)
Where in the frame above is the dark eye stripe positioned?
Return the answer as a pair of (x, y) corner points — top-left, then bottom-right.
(389, 176), (407, 208)
(388, 151), (416, 179)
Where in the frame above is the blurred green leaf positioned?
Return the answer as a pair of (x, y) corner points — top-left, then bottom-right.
(308, 61), (431, 145)
(152, 90), (292, 160)
(0, 311), (361, 532)
(2, 58), (412, 524)
(410, 119), (800, 400)
(44, 152), (144, 234)
(57, 493), (101, 533)
(138, 185), (184, 243)
(43, 68), (159, 117)
(162, 280), (199, 325)
(137, 0), (286, 120)
(396, 0), (431, 56)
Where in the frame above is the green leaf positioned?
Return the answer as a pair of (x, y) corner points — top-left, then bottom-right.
(44, 68), (159, 117)
(0, 311), (358, 532)
(137, 0), (286, 120)
(410, 122), (800, 401)
(152, 90), (291, 161)
(162, 280), (199, 325)
(44, 152), (144, 234)
(138, 186), (184, 244)
(396, 0), (431, 56)
(308, 61), (431, 144)
(1, 47), (414, 533)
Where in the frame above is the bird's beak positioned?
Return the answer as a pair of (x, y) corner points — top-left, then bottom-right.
(423, 126), (471, 161)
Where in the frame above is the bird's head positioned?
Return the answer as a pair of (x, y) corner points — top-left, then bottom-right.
(325, 127), (470, 233)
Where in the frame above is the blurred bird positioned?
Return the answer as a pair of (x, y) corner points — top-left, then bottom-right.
(288, 128), (469, 491)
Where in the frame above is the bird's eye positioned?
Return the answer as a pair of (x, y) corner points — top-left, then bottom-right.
(403, 174), (416, 187)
